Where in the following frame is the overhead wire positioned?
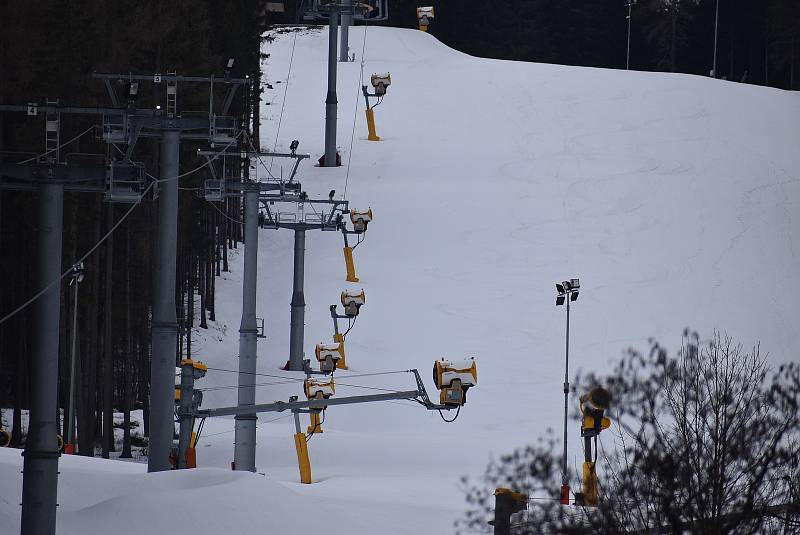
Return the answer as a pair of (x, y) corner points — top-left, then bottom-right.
(200, 378), (301, 392)
(269, 29), (299, 175)
(343, 19), (370, 199)
(205, 366), (307, 382)
(16, 125), (97, 165)
(0, 131), (243, 327)
(247, 136), (280, 182)
(199, 413), (292, 439)
(207, 199), (245, 226)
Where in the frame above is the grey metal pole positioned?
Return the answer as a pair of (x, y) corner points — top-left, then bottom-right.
(324, 8), (340, 167)
(234, 189), (260, 471)
(712, 0), (720, 77)
(626, 3), (632, 70)
(289, 228), (306, 371)
(20, 179), (64, 535)
(177, 361), (195, 469)
(562, 299), (570, 489)
(340, 0), (352, 62)
(149, 129), (180, 473)
(66, 275), (79, 449)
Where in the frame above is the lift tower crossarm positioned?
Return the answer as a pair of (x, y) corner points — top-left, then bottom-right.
(198, 391), (421, 418)
(0, 103), (134, 116)
(198, 148), (309, 184)
(193, 369), (454, 419)
(92, 72), (250, 84)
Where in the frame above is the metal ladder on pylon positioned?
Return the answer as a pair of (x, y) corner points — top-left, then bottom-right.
(44, 98), (60, 163)
(166, 71), (177, 119)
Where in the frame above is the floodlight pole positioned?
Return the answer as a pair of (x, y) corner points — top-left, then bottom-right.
(289, 228), (307, 371)
(324, 7), (340, 166)
(626, 1), (633, 70)
(562, 298), (570, 492)
(711, 0), (720, 77)
(340, 0), (353, 62)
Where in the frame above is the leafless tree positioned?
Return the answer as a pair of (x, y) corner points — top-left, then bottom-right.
(459, 331), (800, 534)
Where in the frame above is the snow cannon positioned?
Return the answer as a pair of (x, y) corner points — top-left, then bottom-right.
(304, 378), (335, 403)
(577, 386), (612, 507)
(304, 378), (335, 434)
(341, 289), (365, 317)
(370, 73), (391, 96)
(350, 208), (372, 234)
(433, 357), (477, 406)
(342, 210), (371, 282)
(579, 386), (612, 437)
(416, 6), (435, 32)
(315, 342), (345, 373)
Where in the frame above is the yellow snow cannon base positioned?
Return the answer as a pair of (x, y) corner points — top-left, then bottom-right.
(343, 246), (359, 282)
(366, 108), (380, 141)
(294, 432), (312, 484)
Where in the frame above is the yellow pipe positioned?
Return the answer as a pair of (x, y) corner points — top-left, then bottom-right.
(343, 246), (359, 282)
(294, 433), (312, 484)
(582, 461), (599, 507)
(419, 24), (429, 32)
(307, 411), (324, 434)
(333, 332), (348, 370)
(365, 108), (381, 141)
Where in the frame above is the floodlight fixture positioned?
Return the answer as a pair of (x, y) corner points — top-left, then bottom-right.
(226, 58), (235, 69)
(556, 295), (565, 306)
(290, 139), (299, 152)
(128, 82), (139, 100)
(556, 283), (565, 295)
(571, 291), (579, 302)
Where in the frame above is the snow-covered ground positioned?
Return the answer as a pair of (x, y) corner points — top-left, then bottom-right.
(1, 26), (799, 534)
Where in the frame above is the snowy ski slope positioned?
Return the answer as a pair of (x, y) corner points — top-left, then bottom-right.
(1, 26), (799, 534)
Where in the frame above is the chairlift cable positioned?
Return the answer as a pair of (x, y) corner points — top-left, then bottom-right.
(343, 18), (370, 198)
(16, 125), (96, 165)
(269, 30), (299, 174)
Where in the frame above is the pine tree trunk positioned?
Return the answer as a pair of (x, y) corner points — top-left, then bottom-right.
(208, 210), (216, 321)
(222, 198), (229, 272)
(81, 211), (101, 456)
(120, 222), (133, 458)
(199, 224), (208, 329)
(102, 204), (115, 457)
(670, 8), (677, 73)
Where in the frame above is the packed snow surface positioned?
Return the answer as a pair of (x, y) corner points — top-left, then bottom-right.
(2, 26), (799, 534)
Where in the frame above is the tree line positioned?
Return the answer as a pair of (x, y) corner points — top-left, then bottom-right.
(345, 0), (799, 90)
(0, 1), (273, 455)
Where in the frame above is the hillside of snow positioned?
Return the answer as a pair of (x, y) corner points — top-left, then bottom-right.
(2, 26), (799, 534)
